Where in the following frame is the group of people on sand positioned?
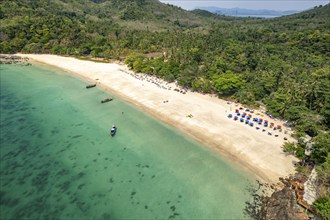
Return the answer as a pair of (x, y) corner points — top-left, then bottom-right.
(127, 71), (172, 90)
(121, 68), (187, 93)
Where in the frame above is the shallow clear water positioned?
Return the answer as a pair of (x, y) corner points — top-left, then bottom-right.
(0, 63), (254, 219)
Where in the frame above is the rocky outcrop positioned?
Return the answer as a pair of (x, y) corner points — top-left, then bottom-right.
(0, 55), (31, 65)
(263, 186), (309, 220)
(245, 178), (313, 219)
(304, 168), (318, 205)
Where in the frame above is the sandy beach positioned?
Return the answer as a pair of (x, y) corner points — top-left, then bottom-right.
(20, 54), (297, 184)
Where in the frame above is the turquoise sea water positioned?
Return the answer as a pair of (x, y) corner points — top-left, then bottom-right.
(0, 63), (254, 219)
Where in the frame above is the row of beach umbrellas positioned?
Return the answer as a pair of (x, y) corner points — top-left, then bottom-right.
(228, 111), (284, 137)
(228, 111), (282, 129)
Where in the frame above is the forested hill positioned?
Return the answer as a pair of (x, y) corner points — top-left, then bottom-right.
(0, 0), (208, 31)
(1, 0), (330, 217)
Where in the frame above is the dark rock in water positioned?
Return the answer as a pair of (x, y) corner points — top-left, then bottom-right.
(101, 213), (112, 219)
(72, 135), (82, 139)
(0, 192), (20, 208)
(77, 184), (85, 190)
(31, 171), (50, 191)
(57, 181), (71, 193)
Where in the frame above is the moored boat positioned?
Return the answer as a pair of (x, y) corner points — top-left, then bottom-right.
(101, 98), (113, 103)
(110, 125), (117, 136)
(86, 83), (96, 88)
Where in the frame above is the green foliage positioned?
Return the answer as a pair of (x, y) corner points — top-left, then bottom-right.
(312, 133), (330, 164)
(295, 143), (306, 159)
(314, 196), (330, 220)
(316, 154), (330, 189)
(125, 53), (144, 69)
(284, 106), (310, 122)
(296, 113), (325, 137)
(313, 138), (330, 220)
(192, 78), (212, 93)
(283, 105), (326, 136)
(213, 71), (245, 95)
(283, 142), (296, 154)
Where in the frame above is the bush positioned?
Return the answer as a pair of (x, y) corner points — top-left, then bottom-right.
(283, 142), (296, 154)
(314, 196), (330, 220)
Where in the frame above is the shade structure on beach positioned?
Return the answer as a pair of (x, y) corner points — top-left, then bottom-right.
(237, 112), (241, 116)
(228, 114), (233, 118)
(245, 120), (249, 124)
(259, 118), (263, 122)
(277, 125), (282, 129)
(235, 109), (239, 113)
(264, 122), (268, 127)
(253, 118), (258, 122)
(258, 121), (262, 125)
(249, 122), (254, 126)
(270, 122), (275, 126)
(234, 116), (238, 120)
(246, 116), (251, 120)
(240, 118), (244, 122)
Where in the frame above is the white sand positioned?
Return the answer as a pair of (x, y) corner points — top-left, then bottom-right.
(22, 54), (298, 183)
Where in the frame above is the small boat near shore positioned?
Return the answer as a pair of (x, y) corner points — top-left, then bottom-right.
(86, 83), (96, 88)
(110, 125), (117, 136)
(101, 98), (113, 103)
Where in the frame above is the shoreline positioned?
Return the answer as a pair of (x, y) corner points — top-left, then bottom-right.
(13, 54), (298, 184)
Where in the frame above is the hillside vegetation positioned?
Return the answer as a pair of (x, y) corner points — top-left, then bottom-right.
(0, 1), (329, 217)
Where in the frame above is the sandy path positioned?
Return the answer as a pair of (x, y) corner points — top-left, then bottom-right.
(21, 54), (298, 183)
